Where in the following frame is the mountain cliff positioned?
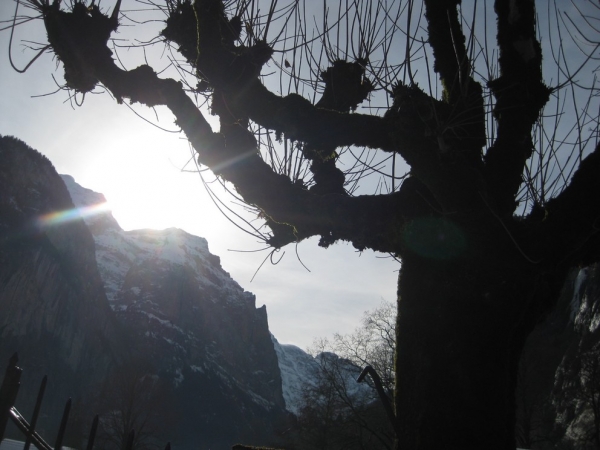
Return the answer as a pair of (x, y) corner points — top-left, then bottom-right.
(548, 265), (600, 448)
(517, 264), (600, 449)
(5, 136), (599, 449)
(271, 335), (320, 416)
(0, 135), (122, 437)
(61, 174), (288, 447)
(0, 135), (289, 449)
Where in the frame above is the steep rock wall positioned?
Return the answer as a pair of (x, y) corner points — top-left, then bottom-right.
(0, 135), (122, 437)
(0, 135), (289, 448)
(61, 175), (288, 448)
(518, 264), (600, 449)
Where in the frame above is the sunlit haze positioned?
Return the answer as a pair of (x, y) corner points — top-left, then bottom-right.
(0, 0), (399, 349)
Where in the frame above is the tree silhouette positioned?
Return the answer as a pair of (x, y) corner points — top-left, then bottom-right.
(290, 302), (397, 450)
(6, 0), (600, 448)
(95, 358), (172, 450)
(293, 352), (392, 450)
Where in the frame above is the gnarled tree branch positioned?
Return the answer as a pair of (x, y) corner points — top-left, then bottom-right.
(36, 2), (437, 252)
(536, 146), (600, 268)
(484, 0), (552, 215)
(423, 0), (486, 167)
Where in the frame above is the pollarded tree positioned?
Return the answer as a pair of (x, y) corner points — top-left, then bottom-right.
(5, 0), (600, 448)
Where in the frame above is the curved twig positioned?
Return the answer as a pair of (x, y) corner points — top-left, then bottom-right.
(8, 0), (50, 74)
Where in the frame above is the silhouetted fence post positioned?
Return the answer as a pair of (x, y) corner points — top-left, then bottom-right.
(54, 398), (71, 450)
(0, 354), (175, 450)
(85, 415), (99, 450)
(0, 353), (22, 441)
(23, 375), (47, 450)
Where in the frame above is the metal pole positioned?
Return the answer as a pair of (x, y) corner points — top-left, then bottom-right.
(0, 353), (22, 441)
(23, 375), (47, 450)
(54, 398), (71, 449)
(85, 415), (99, 450)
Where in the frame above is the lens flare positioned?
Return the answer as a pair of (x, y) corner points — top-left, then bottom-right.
(402, 217), (466, 260)
(37, 202), (111, 228)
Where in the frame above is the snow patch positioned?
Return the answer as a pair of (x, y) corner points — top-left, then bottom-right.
(61, 175), (252, 309)
(571, 267), (588, 324)
(190, 365), (204, 373)
(271, 334), (319, 415)
(590, 313), (600, 333)
(174, 368), (184, 387)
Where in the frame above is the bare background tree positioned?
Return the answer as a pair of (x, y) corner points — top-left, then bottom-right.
(288, 301), (396, 450)
(4, 0), (600, 448)
(93, 358), (174, 450)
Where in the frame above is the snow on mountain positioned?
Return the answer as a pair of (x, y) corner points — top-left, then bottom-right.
(60, 175), (287, 438)
(271, 334), (373, 416)
(61, 174), (325, 419)
(60, 174), (251, 309)
(571, 267), (588, 325)
(271, 334), (320, 415)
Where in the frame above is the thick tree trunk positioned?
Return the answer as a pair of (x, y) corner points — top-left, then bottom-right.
(393, 247), (538, 449)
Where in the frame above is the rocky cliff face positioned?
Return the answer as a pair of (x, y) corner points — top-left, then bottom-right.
(517, 264), (600, 449)
(271, 335), (320, 416)
(549, 265), (600, 448)
(0, 135), (122, 436)
(61, 174), (287, 448)
(0, 136), (288, 449)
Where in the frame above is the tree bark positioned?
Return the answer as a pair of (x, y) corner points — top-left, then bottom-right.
(393, 217), (548, 449)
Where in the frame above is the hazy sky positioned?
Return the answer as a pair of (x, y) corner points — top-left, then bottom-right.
(0, 1), (399, 349)
(1, 0), (590, 350)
